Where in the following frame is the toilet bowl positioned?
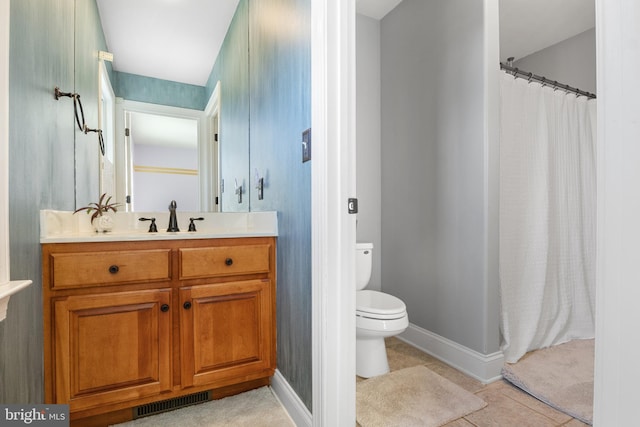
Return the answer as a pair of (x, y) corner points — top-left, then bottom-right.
(355, 243), (409, 378)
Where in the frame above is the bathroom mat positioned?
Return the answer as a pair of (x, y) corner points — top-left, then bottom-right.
(112, 386), (294, 427)
(502, 339), (594, 425)
(356, 365), (486, 427)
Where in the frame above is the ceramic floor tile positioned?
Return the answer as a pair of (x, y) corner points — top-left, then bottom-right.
(464, 389), (558, 427)
(477, 379), (512, 393)
(384, 337), (405, 348)
(442, 417), (477, 426)
(498, 383), (572, 424)
(386, 341), (439, 371)
(560, 418), (591, 426)
(355, 340), (588, 426)
(426, 360), (485, 394)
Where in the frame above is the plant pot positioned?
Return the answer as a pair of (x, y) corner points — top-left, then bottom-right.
(92, 213), (114, 233)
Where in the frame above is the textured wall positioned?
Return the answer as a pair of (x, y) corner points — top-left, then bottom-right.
(380, 0), (501, 354)
(2, 0), (75, 403)
(114, 71), (207, 111)
(247, 0), (312, 409)
(1, 0), (108, 404)
(74, 0), (109, 209)
(205, 0), (251, 213)
(2, 0), (312, 410)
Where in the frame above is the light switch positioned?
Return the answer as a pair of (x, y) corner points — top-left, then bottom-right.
(302, 128), (311, 162)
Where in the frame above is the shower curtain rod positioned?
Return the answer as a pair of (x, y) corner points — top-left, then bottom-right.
(500, 60), (596, 99)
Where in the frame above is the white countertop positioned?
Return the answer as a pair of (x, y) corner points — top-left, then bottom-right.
(40, 210), (278, 243)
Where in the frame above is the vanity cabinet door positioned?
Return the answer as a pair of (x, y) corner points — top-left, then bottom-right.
(179, 279), (275, 388)
(52, 289), (172, 412)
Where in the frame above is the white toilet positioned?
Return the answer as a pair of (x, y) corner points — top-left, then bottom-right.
(356, 242), (409, 378)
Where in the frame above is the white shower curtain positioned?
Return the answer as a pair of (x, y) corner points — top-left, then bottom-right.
(499, 72), (597, 363)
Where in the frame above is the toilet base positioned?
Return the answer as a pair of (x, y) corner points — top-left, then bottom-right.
(356, 336), (390, 378)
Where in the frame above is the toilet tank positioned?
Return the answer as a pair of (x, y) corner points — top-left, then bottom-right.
(355, 242), (373, 290)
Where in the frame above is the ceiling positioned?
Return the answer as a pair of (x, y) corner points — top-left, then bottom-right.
(96, 0), (240, 86)
(97, 0), (595, 87)
(498, 0), (595, 62)
(355, 0), (403, 19)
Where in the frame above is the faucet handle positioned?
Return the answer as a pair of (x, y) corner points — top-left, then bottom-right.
(139, 217), (158, 232)
(188, 217), (204, 232)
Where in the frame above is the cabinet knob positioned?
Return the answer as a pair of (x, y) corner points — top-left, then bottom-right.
(225, 258), (233, 266)
(160, 304), (170, 312)
(183, 301), (192, 310)
(108, 265), (119, 274)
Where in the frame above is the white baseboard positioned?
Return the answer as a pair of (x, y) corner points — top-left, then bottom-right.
(271, 369), (312, 427)
(399, 323), (504, 384)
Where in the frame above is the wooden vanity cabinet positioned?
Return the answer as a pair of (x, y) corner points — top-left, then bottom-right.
(42, 237), (276, 425)
(51, 289), (173, 413)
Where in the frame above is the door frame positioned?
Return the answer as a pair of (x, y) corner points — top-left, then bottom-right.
(204, 81), (221, 212)
(593, 0), (640, 424)
(98, 60), (116, 196)
(311, 0), (357, 425)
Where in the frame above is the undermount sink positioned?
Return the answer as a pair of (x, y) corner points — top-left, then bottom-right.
(40, 210), (278, 243)
(0, 280), (32, 321)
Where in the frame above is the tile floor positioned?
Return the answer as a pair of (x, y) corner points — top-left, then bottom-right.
(356, 338), (590, 427)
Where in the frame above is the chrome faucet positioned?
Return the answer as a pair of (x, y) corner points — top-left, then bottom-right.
(167, 200), (180, 232)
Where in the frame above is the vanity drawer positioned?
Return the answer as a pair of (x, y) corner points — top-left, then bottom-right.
(49, 249), (171, 289)
(179, 244), (271, 279)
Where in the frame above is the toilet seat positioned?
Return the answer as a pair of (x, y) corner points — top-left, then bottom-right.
(356, 290), (406, 320)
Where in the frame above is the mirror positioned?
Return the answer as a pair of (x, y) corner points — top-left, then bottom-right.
(76, 0), (248, 212)
(118, 102), (210, 212)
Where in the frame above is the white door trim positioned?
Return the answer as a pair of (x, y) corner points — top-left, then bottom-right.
(311, 0), (357, 425)
(593, 0), (640, 424)
(204, 81), (221, 212)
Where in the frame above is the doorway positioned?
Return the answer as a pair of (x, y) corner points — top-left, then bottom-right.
(115, 101), (212, 212)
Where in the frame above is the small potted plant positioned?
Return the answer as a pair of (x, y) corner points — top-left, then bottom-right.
(74, 193), (121, 232)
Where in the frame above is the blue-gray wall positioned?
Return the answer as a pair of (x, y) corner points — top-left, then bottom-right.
(206, 0), (251, 213)
(3, 0), (312, 411)
(74, 0), (109, 209)
(206, 0), (312, 409)
(1, 0), (107, 403)
(247, 0), (312, 409)
(113, 71), (207, 111)
(380, 0), (501, 355)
